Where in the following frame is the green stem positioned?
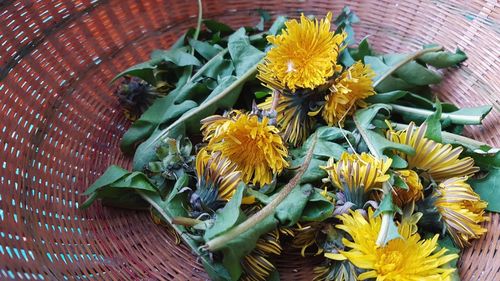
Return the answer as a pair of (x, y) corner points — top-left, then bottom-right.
(202, 134), (318, 252)
(353, 114), (393, 247)
(185, 0), (203, 81)
(373, 46), (443, 88)
(172, 216), (203, 226)
(145, 62), (261, 150)
(193, 0), (203, 45)
(390, 104), (484, 125)
(138, 191), (201, 254)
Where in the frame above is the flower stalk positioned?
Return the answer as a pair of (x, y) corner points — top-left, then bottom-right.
(390, 104), (486, 125)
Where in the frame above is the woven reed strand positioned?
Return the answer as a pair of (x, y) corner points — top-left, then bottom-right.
(0, 0), (498, 280)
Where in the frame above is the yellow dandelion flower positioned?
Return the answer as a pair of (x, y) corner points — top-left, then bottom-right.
(387, 122), (479, 181)
(313, 261), (358, 281)
(201, 110), (289, 186)
(326, 209), (458, 281)
(393, 169), (424, 207)
(241, 229), (282, 281)
(195, 149), (254, 204)
(322, 152), (392, 207)
(257, 13), (346, 91)
(259, 91), (318, 146)
(322, 61), (376, 126)
(434, 176), (489, 248)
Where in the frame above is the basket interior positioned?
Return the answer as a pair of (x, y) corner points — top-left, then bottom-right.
(0, 0), (499, 280)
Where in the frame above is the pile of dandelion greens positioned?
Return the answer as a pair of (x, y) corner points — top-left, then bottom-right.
(82, 6), (500, 281)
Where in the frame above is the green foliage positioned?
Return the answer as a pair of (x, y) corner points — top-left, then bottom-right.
(300, 189), (335, 222)
(349, 37), (374, 61)
(204, 184), (246, 240)
(418, 45), (467, 68)
(355, 105), (415, 157)
(373, 192), (400, 217)
(424, 100), (443, 142)
(334, 6), (360, 45)
(436, 235), (461, 281)
(228, 28), (265, 76)
(81, 165), (157, 209)
(289, 127), (348, 184)
(470, 152), (500, 212)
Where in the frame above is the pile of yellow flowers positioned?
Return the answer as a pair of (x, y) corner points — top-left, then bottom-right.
(86, 7), (498, 281)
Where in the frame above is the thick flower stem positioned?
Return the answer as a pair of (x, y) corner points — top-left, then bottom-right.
(390, 104), (485, 125)
(202, 134), (318, 252)
(373, 45), (443, 88)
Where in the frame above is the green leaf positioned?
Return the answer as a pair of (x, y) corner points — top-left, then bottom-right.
(201, 56), (234, 80)
(393, 174), (409, 190)
(228, 28), (265, 76)
(204, 184), (245, 240)
(365, 130), (415, 157)
(120, 85), (199, 154)
(80, 168), (157, 209)
(387, 153), (408, 169)
(83, 165), (129, 195)
(424, 100), (442, 142)
(275, 184), (314, 226)
(111, 61), (157, 84)
(355, 104), (391, 127)
(268, 16), (287, 36)
(300, 189), (335, 222)
(254, 91), (270, 99)
(355, 105), (415, 157)
(221, 215), (277, 281)
(255, 9), (271, 31)
(470, 168), (500, 212)
(189, 39), (223, 60)
(333, 6), (359, 45)
(436, 235), (461, 281)
(365, 90), (409, 104)
(373, 193), (399, 217)
(151, 48), (201, 67)
(202, 259), (232, 281)
(219, 184), (313, 280)
(418, 46), (467, 68)
(109, 171), (159, 192)
(204, 19), (234, 35)
(349, 37), (373, 61)
(184, 75), (243, 134)
(383, 54), (442, 85)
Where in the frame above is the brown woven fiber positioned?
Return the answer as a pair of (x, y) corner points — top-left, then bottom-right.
(0, 0), (499, 280)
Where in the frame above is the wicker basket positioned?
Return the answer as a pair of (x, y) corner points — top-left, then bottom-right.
(1, 0), (499, 280)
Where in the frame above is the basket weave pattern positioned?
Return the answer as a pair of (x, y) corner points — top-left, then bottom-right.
(0, 0), (499, 280)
